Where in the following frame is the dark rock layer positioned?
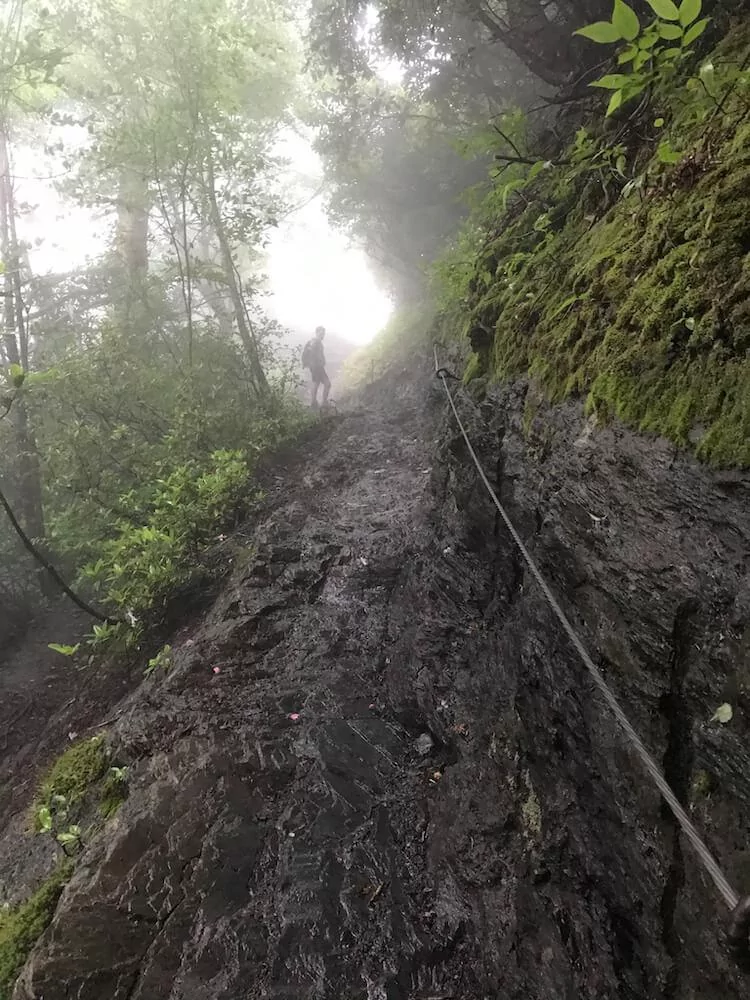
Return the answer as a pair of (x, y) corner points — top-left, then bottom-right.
(12, 365), (750, 999)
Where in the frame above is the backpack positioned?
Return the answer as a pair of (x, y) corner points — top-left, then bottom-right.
(301, 339), (314, 370)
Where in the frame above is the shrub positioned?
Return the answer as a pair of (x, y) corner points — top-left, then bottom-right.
(81, 449), (252, 618)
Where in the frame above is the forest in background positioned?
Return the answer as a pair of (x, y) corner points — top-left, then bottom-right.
(2, 0), (749, 657)
(0, 0), (312, 649)
(337, 0), (750, 468)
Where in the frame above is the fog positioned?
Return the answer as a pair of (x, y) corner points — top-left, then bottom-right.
(13, 130), (391, 348)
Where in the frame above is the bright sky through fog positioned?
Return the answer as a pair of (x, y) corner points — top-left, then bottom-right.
(264, 11), (401, 345)
(13, 129), (394, 348)
(13, 139), (105, 274)
(266, 201), (392, 345)
(10, 4), (400, 347)
(265, 132), (392, 345)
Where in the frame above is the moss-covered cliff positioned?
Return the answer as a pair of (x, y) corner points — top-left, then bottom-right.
(442, 26), (750, 465)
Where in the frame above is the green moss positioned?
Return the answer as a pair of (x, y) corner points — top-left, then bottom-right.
(34, 736), (109, 828)
(34, 736), (131, 827)
(0, 862), (74, 999)
(99, 769), (129, 819)
(445, 29), (750, 467)
(690, 769), (716, 802)
(463, 352), (484, 383)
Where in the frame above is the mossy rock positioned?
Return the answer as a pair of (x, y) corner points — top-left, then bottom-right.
(34, 736), (109, 828)
(99, 768), (129, 819)
(0, 862), (73, 1000)
(33, 735), (128, 829)
(690, 768), (717, 803)
(449, 27), (750, 467)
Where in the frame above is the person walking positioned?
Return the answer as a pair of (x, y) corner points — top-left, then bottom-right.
(302, 325), (331, 408)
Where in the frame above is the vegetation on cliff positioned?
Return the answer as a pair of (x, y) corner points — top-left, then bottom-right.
(437, 24), (750, 466)
(0, 862), (73, 1000)
(334, 8), (749, 466)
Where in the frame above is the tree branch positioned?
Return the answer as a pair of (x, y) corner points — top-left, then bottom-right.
(0, 480), (111, 622)
(493, 153), (570, 166)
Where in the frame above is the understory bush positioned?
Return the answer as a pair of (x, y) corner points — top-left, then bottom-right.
(80, 449), (253, 618)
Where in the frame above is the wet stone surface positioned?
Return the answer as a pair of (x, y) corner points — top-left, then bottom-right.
(5, 366), (750, 999)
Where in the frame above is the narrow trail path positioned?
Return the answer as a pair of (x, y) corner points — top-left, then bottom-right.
(17, 372), (463, 1000)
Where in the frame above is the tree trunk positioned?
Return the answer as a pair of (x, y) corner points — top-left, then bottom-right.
(465, 0), (584, 86)
(115, 165), (150, 327)
(203, 152), (269, 396)
(194, 230), (236, 338)
(0, 122), (45, 544)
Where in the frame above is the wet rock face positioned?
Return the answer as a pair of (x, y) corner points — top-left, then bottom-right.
(14, 372), (750, 999)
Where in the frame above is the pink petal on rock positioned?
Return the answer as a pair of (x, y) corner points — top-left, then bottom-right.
(212, 666), (221, 674)
(289, 713), (301, 722)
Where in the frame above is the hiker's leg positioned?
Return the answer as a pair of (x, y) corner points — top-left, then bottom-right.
(321, 371), (331, 405)
(311, 378), (320, 407)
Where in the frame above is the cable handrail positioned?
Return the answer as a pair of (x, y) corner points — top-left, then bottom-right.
(433, 345), (749, 969)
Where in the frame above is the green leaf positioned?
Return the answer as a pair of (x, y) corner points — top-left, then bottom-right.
(710, 703), (733, 724)
(612, 0), (640, 40)
(685, 317), (696, 331)
(645, 0), (680, 19)
(618, 44), (638, 63)
(48, 643), (80, 657)
(660, 46), (683, 60)
(639, 30), (661, 48)
(621, 176), (644, 198)
(528, 159), (552, 181)
(549, 294), (583, 320)
(654, 116), (665, 126)
(606, 89), (624, 116)
(657, 139), (682, 163)
(9, 362), (24, 388)
(678, 0), (701, 25)
(683, 16), (709, 44)
(501, 178), (526, 210)
(37, 806), (53, 832)
(25, 367), (60, 386)
(590, 73), (632, 89)
(574, 21), (623, 43)
(658, 22), (683, 38)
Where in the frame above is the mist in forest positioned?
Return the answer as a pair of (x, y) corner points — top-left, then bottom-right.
(0, 0), (562, 631)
